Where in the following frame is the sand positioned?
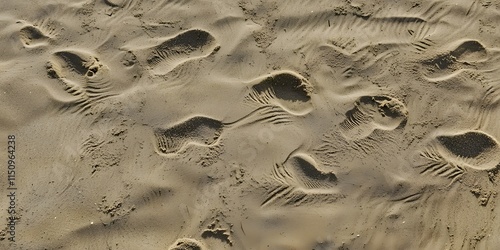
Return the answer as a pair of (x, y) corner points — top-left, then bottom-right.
(1, 0), (500, 249)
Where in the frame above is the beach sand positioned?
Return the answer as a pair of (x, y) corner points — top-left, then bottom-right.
(1, 0), (500, 249)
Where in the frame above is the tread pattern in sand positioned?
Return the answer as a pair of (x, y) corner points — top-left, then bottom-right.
(339, 95), (408, 141)
(144, 29), (218, 75)
(46, 50), (113, 112)
(154, 116), (223, 155)
(245, 71), (313, 115)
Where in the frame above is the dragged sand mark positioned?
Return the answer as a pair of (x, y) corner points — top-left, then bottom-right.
(154, 106), (292, 155)
(412, 38), (436, 54)
(168, 238), (205, 250)
(245, 71), (314, 115)
(260, 181), (344, 207)
(314, 129), (400, 169)
(140, 29), (218, 75)
(261, 152), (340, 207)
(390, 192), (424, 203)
(278, 1), (450, 52)
(138, 188), (170, 206)
(416, 145), (466, 185)
(339, 95), (408, 141)
(46, 50), (114, 112)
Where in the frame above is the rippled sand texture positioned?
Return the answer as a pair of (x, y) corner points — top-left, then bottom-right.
(1, 0), (500, 249)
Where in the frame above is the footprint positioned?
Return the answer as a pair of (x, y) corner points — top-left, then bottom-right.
(154, 116), (224, 155)
(154, 106), (292, 155)
(280, 153), (337, 190)
(201, 217), (233, 247)
(415, 130), (500, 185)
(168, 238), (206, 250)
(46, 50), (113, 111)
(436, 131), (500, 170)
(138, 29), (218, 75)
(19, 25), (50, 47)
(262, 152), (339, 207)
(421, 39), (488, 79)
(245, 71), (314, 115)
(339, 95), (408, 141)
(449, 40), (487, 63)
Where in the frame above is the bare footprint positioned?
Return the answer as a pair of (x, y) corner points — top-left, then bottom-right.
(154, 106), (292, 155)
(339, 95), (408, 140)
(46, 49), (113, 111)
(135, 29), (218, 75)
(245, 71), (314, 115)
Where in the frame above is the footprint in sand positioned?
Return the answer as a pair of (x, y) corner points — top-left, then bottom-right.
(168, 238), (206, 250)
(339, 95), (408, 141)
(46, 49), (114, 112)
(131, 29), (219, 75)
(415, 130), (500, 184)
(421, 39), (488, 80)
(244, 70), (314, 115)
(261, 151), (340, 207)
(18, 20), (56, 48)
(153, 106), (292, 155)
(154, 70), (314, 156)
